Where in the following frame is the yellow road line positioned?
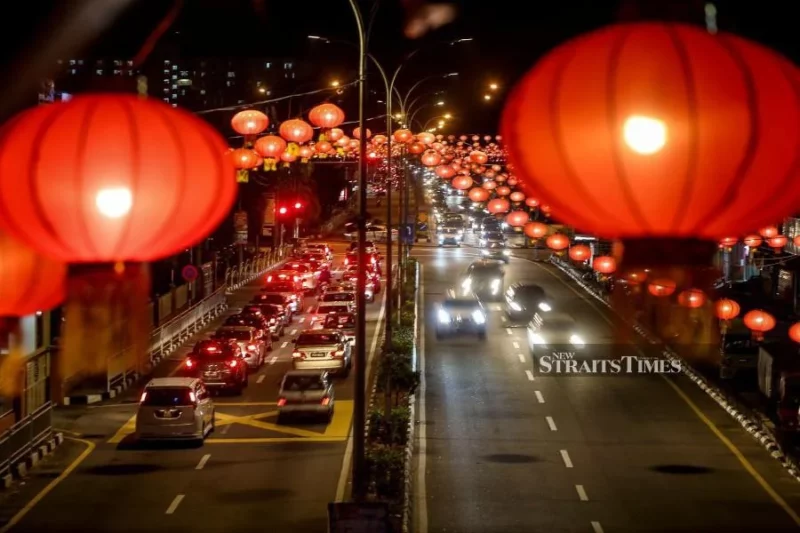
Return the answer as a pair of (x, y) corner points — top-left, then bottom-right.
(107, 414), (137, 444)
(0, 437), (95, 533)
(213, 402), (278, 407)
(205, 437), (345, 444)
(324, 402), (353, 438)
(528, 259), (800, 527)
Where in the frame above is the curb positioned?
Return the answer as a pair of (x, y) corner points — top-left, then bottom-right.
(547, 257), (800, 483)
(402, 394), (416, 533)
(3, 432), (64, 489)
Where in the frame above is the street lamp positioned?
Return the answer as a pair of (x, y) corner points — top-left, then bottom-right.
(484, 94), (492, 101)
(436, 100), (445, 106)
(489, 82), (499, 90)
(331, 80), (341, 88)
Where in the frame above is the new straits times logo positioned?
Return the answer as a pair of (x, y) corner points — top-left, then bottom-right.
(534, 345), (682, 376)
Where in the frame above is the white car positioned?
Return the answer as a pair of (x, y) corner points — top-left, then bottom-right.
(135, 378), (215, 444)
(309, 302), (355, 324)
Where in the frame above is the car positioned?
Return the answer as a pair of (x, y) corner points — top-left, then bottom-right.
(277, 370), (335, 423)
(480, 232), (510, 262)
(479, 218), (501, 236)
(319, 290), (357, 306)
(309, 302), (355, 324)
(306, 242), (333, 261)
(184, 339), (249, 394)
(135, 378), (215, 444)
(436, 294), (487, 340)
(265, 271), (304, 294)
(342, 265), (381, 294)
(223, 313), (270, 338)
(316, 312), (356, 344)
(291, 329), (352, 376)
(527, 311), (585, 354)
(437, 227), (461, 247)
(348, 241), (379, 255)
(213, 325), (268, 370)
(279, 263), (318, 292)
(253, 292), (297, 316)
(240, 303), (287, 337)
(505, 283), (550, 320)
(461, 260), (505, 301)
(325, 281), (357, 293)
(344, 252), (382, 275)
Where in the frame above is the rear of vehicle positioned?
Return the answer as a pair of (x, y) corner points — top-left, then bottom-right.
(279, 265), (318, 292)
(318, 313), (357, 344)
(292, 330), (351, 375)
(135, 379), (214, 443)
(320, 291), (357, 307)
(277, 371), (335, 422)
(213, 326), (265, 370)
(310, 302), (354, 324)
(480, 218), (501, 237)
(185, 344), (248, 394)
(241, 304), (286, 336)
(435, 299), (487, 339)
(527, 312), (586, 354)
(254, 292), (297, 315)
(481, 234), (510, 262)
(265, 271), (304, 293)
(342, 266), (379, 299)
(306, 243), (332, 261)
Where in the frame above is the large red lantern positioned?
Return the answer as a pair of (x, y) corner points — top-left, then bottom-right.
(372, 134), (388, 145)
(0, 94), (235, 375)
(451, 175), (473, 190)
(623, 270), (647, 285)
(743, 235), (763, 248)
(436, 165), (456, 179)
(308, 103), (345, 129)
(524, 222), (548, 239)
(352, 127), (371, 140)
(495, 186), (511, 197)
(767, 235), (788, 249)
(719, 237), (738, 248)
(468, 187), (490, 202)
(394, 129), (413, 143)
(482, 180), (498, 190)
(743, 309), (776, 340)
(502, 22), (800, 257)
(254, 135), (287, 161)
(505, 210), (530, 227)
(328, 128), (345, 141)
(759, 226), (779, 238)
(592, 255), (617, 274)
(408, 142), (425, 155)
(715, 298), (740, 320)
(230, 148), (260, 169)
(525, 197), (539, 208)
(231, 109), (269, 135)
(569, 244), (591, 262)
(421, 150), (442, 167)
(546, 233), (570, 251)
(280, 119), (314, 143)
(789, 323), (800, 344)
(677, 289), (706, 308)
(487, 198), (510, 214)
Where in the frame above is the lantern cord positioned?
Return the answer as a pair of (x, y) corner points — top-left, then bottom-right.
(131, 0), (184, 68)
(196, 80), (360, 114)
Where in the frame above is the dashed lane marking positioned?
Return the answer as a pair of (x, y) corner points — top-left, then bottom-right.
(506, 328), (513, 335)
(290, 329), (297, 335)
(166, 495), (184, 515)
(512, 341), (520, 350)
(517, 353), (525, 363)
(560, 450), (573, 468)
(500, 316), (507, 323)
(525, 370), (535, 382)
(299, 317), (305, 323)
(196, 454), (210, 470)
(281, 341), (288, 348)
(576, 485), (589, 501)
(256, 375), (266, 384)
(535, 390), (544, 403)
(269, 356), (277, 364)
(591, 522), (604, 533)
(546, 416), (557, 431)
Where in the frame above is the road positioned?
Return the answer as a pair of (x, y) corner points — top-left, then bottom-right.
(1, 243), (385, 533)
(414, 242), (800, 533)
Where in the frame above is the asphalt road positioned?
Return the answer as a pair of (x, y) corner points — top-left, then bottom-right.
(2, 243), (386, 533)
(414, 241), (800, 533)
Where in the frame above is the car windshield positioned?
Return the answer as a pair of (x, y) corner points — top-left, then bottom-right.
(283, 375), (325, 391)
(297, 333), (339, 345)
(324, 315), (356, 328)
(316, 305), (351, 314)
(214, 330), (252, 341)
(142, 387), (194, 406)
(322, 293), (355, 302)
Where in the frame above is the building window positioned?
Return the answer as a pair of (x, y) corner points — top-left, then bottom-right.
(291, 72), (295, 79)
(113, 69), (122, 75)
(127, 60), (133, 66)
(265, 62), (271, 69)
(201, 72), (206, 77)
(200, 89), (206, 95)
(172, 75), (177, 80)
(284, 62), (293, 69)
(227, 71), (235, 78)
(77, 60), (84, 65)
(163, 88), (169, 93)
(172, 103), (177, 107)
(114, 60), (122, 66)
(96, 69), (103, 75)
(163, 69), (169, 75)
(163, 98), (170, 103)
(69, 59), (75, 65)
(171, 93), (177, 99)
(226, 80), (232, 87)
(180, 70), (189, 77)
(172, 65), (177, 70)
(96, 60), (103, 66)
(164, 60), (170, 64)
(70, 69), (77, 75)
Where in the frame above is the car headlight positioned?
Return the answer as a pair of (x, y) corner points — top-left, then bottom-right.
(502, 250), (510, 256)
(438, 309), (450, 323)
(462, 278), (472, 289)
(472, 310), (486, 324)
(529, 332), (546, 345)
(509, 301), (522, 311)
(538, 302), (552, 312)
(491, 279), (501, 289)
(570, 334), (585, 347)
(481, 250), (490, 256)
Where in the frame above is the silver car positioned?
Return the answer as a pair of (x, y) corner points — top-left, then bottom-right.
(135, 378), (215, 444)
(277, 370), (335, 422)
(213, 326), (266, 370)
(292, 329), (352, 376)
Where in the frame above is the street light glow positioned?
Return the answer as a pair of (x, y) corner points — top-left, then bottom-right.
(623, 115), (667, 155)
(394, 113), (403, 119)
(96, 187), (133, 219)
(258, 87), (266, 94)
(331, 80), (340, 87)
(436, 101), (445, 106)
(444, 113), (452, 119)
(489, 83), (498, 90)
(483, 94), (491, 101)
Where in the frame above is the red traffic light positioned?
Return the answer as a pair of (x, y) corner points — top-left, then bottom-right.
(278, 206), (288, 215)
(294, 202), (302, 209)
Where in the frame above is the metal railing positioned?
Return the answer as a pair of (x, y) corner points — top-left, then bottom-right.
(0, 402), (52, 479)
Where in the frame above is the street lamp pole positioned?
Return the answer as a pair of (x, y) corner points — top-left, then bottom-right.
(347, 0), (368, 502)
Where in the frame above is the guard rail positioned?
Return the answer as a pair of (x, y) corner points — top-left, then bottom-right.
(0, 402), (52, 480)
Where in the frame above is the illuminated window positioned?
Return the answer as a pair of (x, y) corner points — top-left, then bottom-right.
(96, 69), (103, 75)
(227, 71), (236, 77)
(284, 62), (293, 69)
(265, 62), (272, 68)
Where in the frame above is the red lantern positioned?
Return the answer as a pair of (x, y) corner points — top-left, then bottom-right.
(743, 234), (763, 248)
(789, 322), (800, 344)
(470, 151), (488, 164)
(546, 233), (570, 251)
(394, 129), (413, 143)
(308, 103), (345, 129)
(482, 180), (498, 190)
(421, 150), (442, 167)
(468, 188), (490, 202)
(759, 226), (779, 238)
(408, 142), (425, 155)
(316, 141), (333, 154)
(524, 222), (549, 239)
(715, 298), (740, 320)
(507, 177), (519, 187)
(767, 235), (788, 249)
(502, 23), (800, 250)
(231, 109), (269, 135)
(280, 119), (314, 143)
(328, 128), (344, 141)
(280, 151), (297, 163)
(417, 132), (436, 145)
(254, 135), (287, 159)
(592, 255), (617, 274)
(230, 148), (260, 169)
(569, 244), (591, 262)
(678, 289), (706, 308)
(506, 210), (530, 227)
(451, 175), (473, 190)
(372, 134), (388, 145)
(509, 191), (526, 203)
(743, 309), (776, 340)
(487, 198), (510, 214)
(719, 237), (737, 248)
(648, 278), (676, 297)
(352, 127), (371, 140)
(525, 197), (540, 208)
(623, 270), (647, 285)
(495, 186), (511, 197)
(436, 165), (456, 179)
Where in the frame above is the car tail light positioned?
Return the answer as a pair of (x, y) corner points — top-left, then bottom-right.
(228, 359), (239, 368)
(204, 346), (218, 352)
(139, 391), (147, 403)
(292, 351), (302, 358)
(185, 358), (194, 368)
(247, 344), (257, 351)
(267, 275), (273, 282)
(321, 396), (331, 406)
(277, 397), (287, 407)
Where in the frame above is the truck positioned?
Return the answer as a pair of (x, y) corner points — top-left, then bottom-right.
(757, 343), (800, 432)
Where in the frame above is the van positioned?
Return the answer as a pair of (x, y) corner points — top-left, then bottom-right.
(135, 377), (215, 444)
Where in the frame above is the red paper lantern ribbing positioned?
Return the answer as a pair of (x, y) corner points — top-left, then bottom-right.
(451, 175), (473, 190)
(524, 222), (549, 239)
(569, 244), (591, 262)
(231, 109), (269, 135)
(436, 165), (456, 179)
(592, 255), (617, 274)
(308, 103), (345, 129)
(715, 298), (740, 320)
(509, 191), (526, 203)
(648, 278), (676, 297)
(468, 188), (490, 202)
(678, 289), (706, 308)
(421, 150), (442, 167)
(0, 94), (236, 262)
(0, 232), (66, 317)
(487, 198), (510, 214)
(506, 210), (530, 227)
(502, 23), (800, 242)
(546, 233), (570, 251)
(254, 135), (287, 159)
(744, 309), (776, 337)
(280, 119), (314, 143)
(394, 129), (413, 143)
(352, 127), (371, 140)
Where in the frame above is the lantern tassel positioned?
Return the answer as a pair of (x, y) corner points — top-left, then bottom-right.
(60, 263), (150, 388)
(0, 318), (25, 397)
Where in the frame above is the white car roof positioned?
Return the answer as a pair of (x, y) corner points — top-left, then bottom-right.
(145, 377), (198, 388)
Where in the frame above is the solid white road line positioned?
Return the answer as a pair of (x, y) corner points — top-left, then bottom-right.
(526, 370), (535, 382)
(165, 495), (185, 515)
(506, 328), (513, 335)
(195, 454), (210, 470)
(546, 416), (557, 431)
(256, 375), (265, 384)
(576, 485), (589, 501)
(281, 341), (288, 349)
(415, 267), (429, 533)
(512, 341), (520, 350)
(269, 356), (277, 365)
(591, 521), (604, 533)
(517, 353), (525, 363)
(290, 329), (297, 335)
(534, 390), (544, 403)
(560, 450), (573, 468)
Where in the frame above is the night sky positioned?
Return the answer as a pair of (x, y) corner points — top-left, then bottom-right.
(2, 0), (798, 132)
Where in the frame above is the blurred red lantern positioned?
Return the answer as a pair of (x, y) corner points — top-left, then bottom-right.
(280, 119), (314, 143)
(451, 175), (473, 190)
(417, 132), (435, 145)
(487, 198), (510, 214)
(546, 233), (570, 251)
(470, 151), (488, 164)
(352, 127), (371, 139)
(525, 197), (539, 208)
(491, 164), (502, 172)
(0, 232), (65, 317)
(316, 141), (333, 153)
(436, 165), (456, 179)
(507, 177), (519, 187)
(743, 309), (776, 340)
(506, 210), (530, 227)
(230, 148), (260, 169)
(789, 322), (800, 344)
(715, 298), (740, 320)
(482, 180), (497, 190)
(348, 139), (360, 151)
(280, 151), (297, 163)
(231, 109), (269, 135)
(308, 103), (345, 129)
(592, 255), (617, 274)
(328, 128), (344, 141)
(421, 150), (442, 167)
(408, 142), (425, 154)
(502, 22), (800, 253)
(509, 191), (526, 203)
(336, 136), (351, 148)
(372, 134), (387, 145)
(759, 226), (779, 238)
(394, 129), (413, 143)
(524, 222), (549, 239)
(719, 237), (737, 248)
(743, 234), (763, 248)
(495, 186), (511, 196)
(468, 188), (490, 202)
(767, 235), (788, 249)
(623, 270), (648, 285)
(254, 135), (287, 159)
(648, 278), (676, 297)
(678, 289), (706, 308)
(298, 145), (314, 159)
(569, 244), (591, 261)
